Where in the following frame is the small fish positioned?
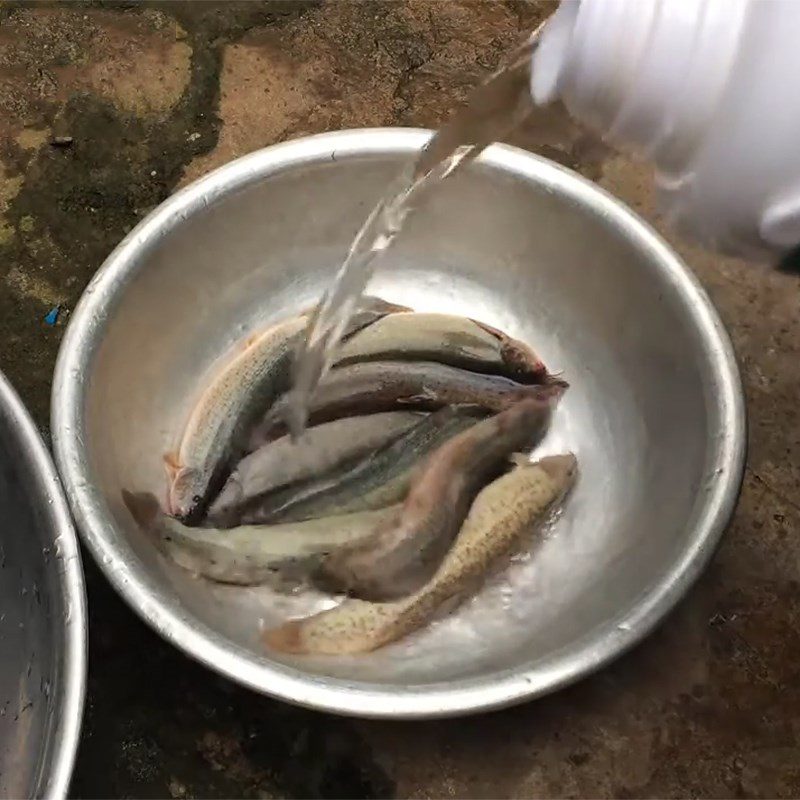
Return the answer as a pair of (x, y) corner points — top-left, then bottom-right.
(122, 490), (399, 589)
(255, 361), (568, 444)
(165, 297), (407, 523)
(208, 411), (422, 526)
(238, 408), (481, 525)
(264, 453), (578, 654)
(335, 312), (548, 382)
(314, 390), (563, 601)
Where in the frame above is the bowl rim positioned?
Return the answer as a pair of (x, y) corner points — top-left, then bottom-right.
(0, 370), (87, 797)
(51, 127), (746, 719)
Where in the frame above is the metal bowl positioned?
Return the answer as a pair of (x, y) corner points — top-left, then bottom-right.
(52, 128), (745, 718)
(0, 371), (86, 796)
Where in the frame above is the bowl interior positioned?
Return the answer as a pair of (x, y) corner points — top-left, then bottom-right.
(68, 133), (740, 705)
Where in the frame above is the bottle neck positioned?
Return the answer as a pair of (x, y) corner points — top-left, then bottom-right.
(532, 0), (749, 175)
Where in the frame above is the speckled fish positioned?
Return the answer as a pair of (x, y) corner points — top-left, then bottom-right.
(264, 453), (578, 654)
(165, 296), (407, 523)
(208, 411), (422, 526)
(334, 312), (548, 382)
(122, 490), (400, 590)
(239, 408), (482, 525)
(314, 390), (563, 602)
(254, 361), (567, 444)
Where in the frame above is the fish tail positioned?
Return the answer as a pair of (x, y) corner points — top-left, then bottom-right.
(121, 490), (162, 531)
(263, 619), (307, 653)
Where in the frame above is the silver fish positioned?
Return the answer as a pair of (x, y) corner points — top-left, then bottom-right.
(208, 411), (422, 526)
(313, 390), (563, 601)
(335, 312), (548, 381)
(255, 360), (567, 444)
(165, 297), (407, 523)
(123, 490), (399, 589)
(264, 454), (578, 654)
(239, 408), (481, 525)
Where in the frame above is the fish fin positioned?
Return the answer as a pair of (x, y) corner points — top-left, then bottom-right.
(359, 296), (411, 315)
(121, 490), (162, 531)
(469, 317), (505, 340)
(263, 619), (308, 654)
(163, 451), (182, 482)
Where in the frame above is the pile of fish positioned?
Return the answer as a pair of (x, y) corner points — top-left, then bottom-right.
(123, 297), (578, 655)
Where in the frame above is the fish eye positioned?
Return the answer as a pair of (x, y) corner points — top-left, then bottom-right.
(192, 494), (201, 503)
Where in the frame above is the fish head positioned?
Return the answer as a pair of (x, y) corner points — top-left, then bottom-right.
(513, 379), (567, 406)
(470, 318), (550, 382)
(166, 464), (205, 520)
(538, 378), (569, 398)
(500, 385), (566, 430)
(501, 340), (549, 382)
(537, 453), (579, 486)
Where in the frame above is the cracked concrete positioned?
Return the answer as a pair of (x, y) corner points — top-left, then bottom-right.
(0, 1), (799, 798)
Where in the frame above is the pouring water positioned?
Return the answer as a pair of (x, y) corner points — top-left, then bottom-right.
(285, 24), (545, 438)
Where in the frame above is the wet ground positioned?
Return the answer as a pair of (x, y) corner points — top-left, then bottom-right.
(1, 1), (799, 797)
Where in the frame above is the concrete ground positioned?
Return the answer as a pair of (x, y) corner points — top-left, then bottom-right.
(1, 1), (799, 797)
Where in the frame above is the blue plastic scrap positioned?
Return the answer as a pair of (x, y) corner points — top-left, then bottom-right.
(44, 306), (60, 326)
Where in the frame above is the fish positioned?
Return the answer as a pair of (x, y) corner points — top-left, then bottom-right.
(122, 490), (400, 589)
(334, 312), (548, 382)
(207, 411), (422, 526)
(165, 296), (407, 523)
(254, 360), (568, 444)
(264, 453), (578, 654)
(313, 390), (563, 601)
(238, 408), (482, 525)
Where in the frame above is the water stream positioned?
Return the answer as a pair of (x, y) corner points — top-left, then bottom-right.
(284, 23), (545, 438)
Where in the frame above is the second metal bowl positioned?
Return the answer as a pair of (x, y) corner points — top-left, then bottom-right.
(0, 371), (85, 796)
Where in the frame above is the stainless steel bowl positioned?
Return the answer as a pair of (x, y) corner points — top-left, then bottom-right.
(0, 371), (86, 796)
(52, 128), (745, 718)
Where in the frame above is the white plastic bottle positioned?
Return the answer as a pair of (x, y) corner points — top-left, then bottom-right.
(530, 0), (800, 258)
